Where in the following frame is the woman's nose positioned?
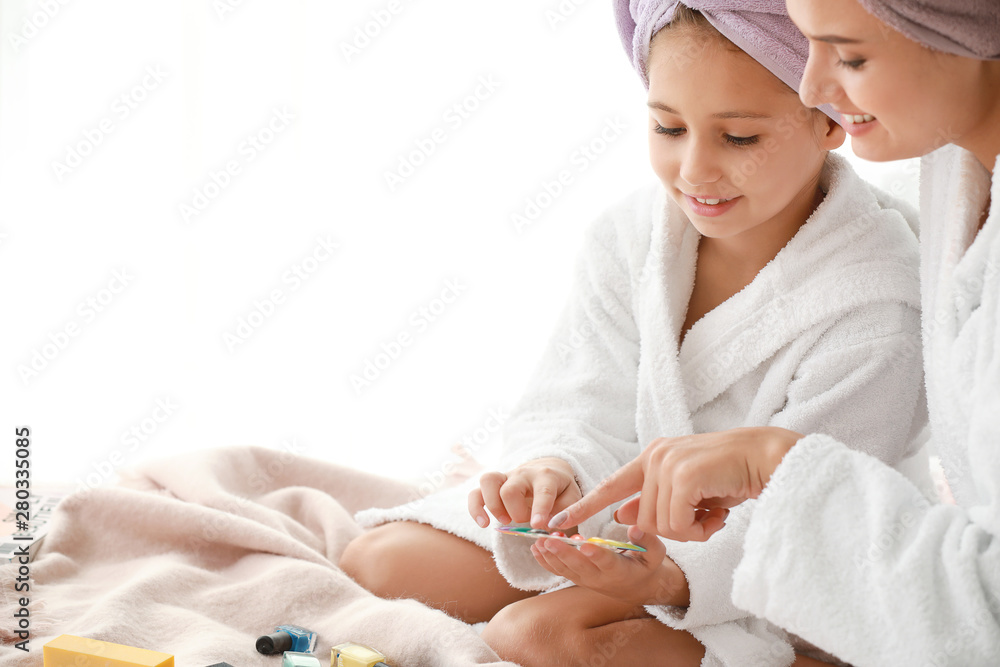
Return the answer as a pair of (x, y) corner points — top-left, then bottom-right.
(800, 45), (840, 109)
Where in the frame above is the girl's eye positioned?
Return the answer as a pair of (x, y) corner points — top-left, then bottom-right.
(653, 123), (685, 136)
(653, 123), (758, 148)
(837, 57), (866, 70)
(725, 134), (759, 147)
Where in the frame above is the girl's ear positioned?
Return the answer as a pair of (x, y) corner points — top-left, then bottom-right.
(815, 112), (847, 150)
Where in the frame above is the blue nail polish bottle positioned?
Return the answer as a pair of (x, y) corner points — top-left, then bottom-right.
(256, 624), (317, 654)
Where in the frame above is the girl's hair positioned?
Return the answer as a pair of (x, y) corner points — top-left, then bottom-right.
(653, 4), (740, 53)
(650, 4), (800, 97)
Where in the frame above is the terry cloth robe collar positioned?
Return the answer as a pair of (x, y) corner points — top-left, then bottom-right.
(634, 184), (700, 438)
(638, 153), (921, 434)
(920, 144), (998, 508)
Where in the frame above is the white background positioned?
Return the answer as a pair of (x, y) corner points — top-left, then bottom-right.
(2, 0), (919, 491)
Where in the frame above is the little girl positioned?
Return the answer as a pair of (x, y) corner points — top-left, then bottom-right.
(342, 1), (926, 665)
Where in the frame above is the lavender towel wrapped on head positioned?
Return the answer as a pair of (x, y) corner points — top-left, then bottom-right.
(856, 0), (1000, 60)
(614, 0), (812, 93)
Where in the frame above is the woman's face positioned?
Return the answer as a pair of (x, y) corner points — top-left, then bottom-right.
(786, 0), (995, 162)
(646, 28), (842, 242)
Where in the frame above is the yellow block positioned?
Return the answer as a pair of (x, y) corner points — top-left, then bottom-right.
(43, 634), (174, 667)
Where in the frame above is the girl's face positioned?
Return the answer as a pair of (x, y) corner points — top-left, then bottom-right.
(647, 29), (843, 242)
(786, 0), (995, 162)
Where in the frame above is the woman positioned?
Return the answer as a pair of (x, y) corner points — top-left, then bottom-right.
(553, 0), (1000, 664)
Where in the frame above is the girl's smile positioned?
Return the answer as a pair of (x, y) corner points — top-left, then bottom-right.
(683, 194), (743, 218)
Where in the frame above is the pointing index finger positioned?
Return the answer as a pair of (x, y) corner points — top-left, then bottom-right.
(549, 457), (644, 529)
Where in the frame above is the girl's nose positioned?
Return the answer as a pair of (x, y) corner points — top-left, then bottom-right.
(679, 139), (722, 186)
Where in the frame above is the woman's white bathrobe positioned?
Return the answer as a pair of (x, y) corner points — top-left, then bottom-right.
(356, 153), (926, 665)
(731, 146), (1000, 666)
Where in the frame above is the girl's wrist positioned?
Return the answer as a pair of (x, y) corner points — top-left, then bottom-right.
(762, 428), (804, 486)
(645, 557), (690, 607)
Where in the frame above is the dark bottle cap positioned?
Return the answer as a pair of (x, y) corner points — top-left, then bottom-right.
(255, 631), (293, 654)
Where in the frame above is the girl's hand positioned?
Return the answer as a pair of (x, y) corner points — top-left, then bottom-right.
(530, 525), (689, 607)
(468, 457), (581, 530)
(550, 427), (803, 542)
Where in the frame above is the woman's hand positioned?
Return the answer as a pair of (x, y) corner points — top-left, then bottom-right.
(530, 525), (689, 607)
(550, 427), (803, 541)
(468, 457), (581, 530)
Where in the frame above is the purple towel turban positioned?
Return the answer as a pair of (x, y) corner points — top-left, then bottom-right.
(857, 0), (1000, 60)
(614, 0), (807, 92)
(614, 0), (839, 121)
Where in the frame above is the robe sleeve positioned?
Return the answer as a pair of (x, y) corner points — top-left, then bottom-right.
(730, 303), (1000, 664)
(649, 302), (926, 630)
(492, 210), (644, 590)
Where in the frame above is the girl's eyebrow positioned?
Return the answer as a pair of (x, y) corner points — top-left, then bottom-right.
(648, 101), (771, 120)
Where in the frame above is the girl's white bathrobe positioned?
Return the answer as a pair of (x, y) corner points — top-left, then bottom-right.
(356, 153), (927, 665)
(731, 146), (1000, 666)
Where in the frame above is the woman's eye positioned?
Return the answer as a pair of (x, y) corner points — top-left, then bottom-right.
(836, 57), (866, 70)
(725, 134), (759, 147)
(653, 123), (684, 136)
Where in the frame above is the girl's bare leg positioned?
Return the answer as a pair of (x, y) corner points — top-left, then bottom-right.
(482, 585), (705, 666)
(339, 521), (536, 624)
(482, 586), (836, 667)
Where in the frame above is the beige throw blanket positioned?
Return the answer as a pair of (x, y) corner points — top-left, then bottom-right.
(0, 446), (516, 667)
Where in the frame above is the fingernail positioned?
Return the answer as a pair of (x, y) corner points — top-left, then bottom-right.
(613, 509), (621, 523)
(531, 514), (544, 527)
(631, 528), (644, 540)
(476, 515), (489, 528)
(548, 511), (568, 529)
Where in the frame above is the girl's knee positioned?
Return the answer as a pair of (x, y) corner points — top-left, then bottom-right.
(483, 598), (582, 667)
(339, 523), (412, 595)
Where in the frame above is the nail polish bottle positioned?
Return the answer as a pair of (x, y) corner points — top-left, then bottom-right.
(256, 624), (317, 654)
(332, 642), (391, 667)
(282, 651), (321, 667)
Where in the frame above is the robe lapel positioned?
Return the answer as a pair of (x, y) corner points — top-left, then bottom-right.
(636, 195), (699, 440)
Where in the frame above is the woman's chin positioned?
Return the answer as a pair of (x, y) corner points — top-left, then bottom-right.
(849, 132), (932, 163)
